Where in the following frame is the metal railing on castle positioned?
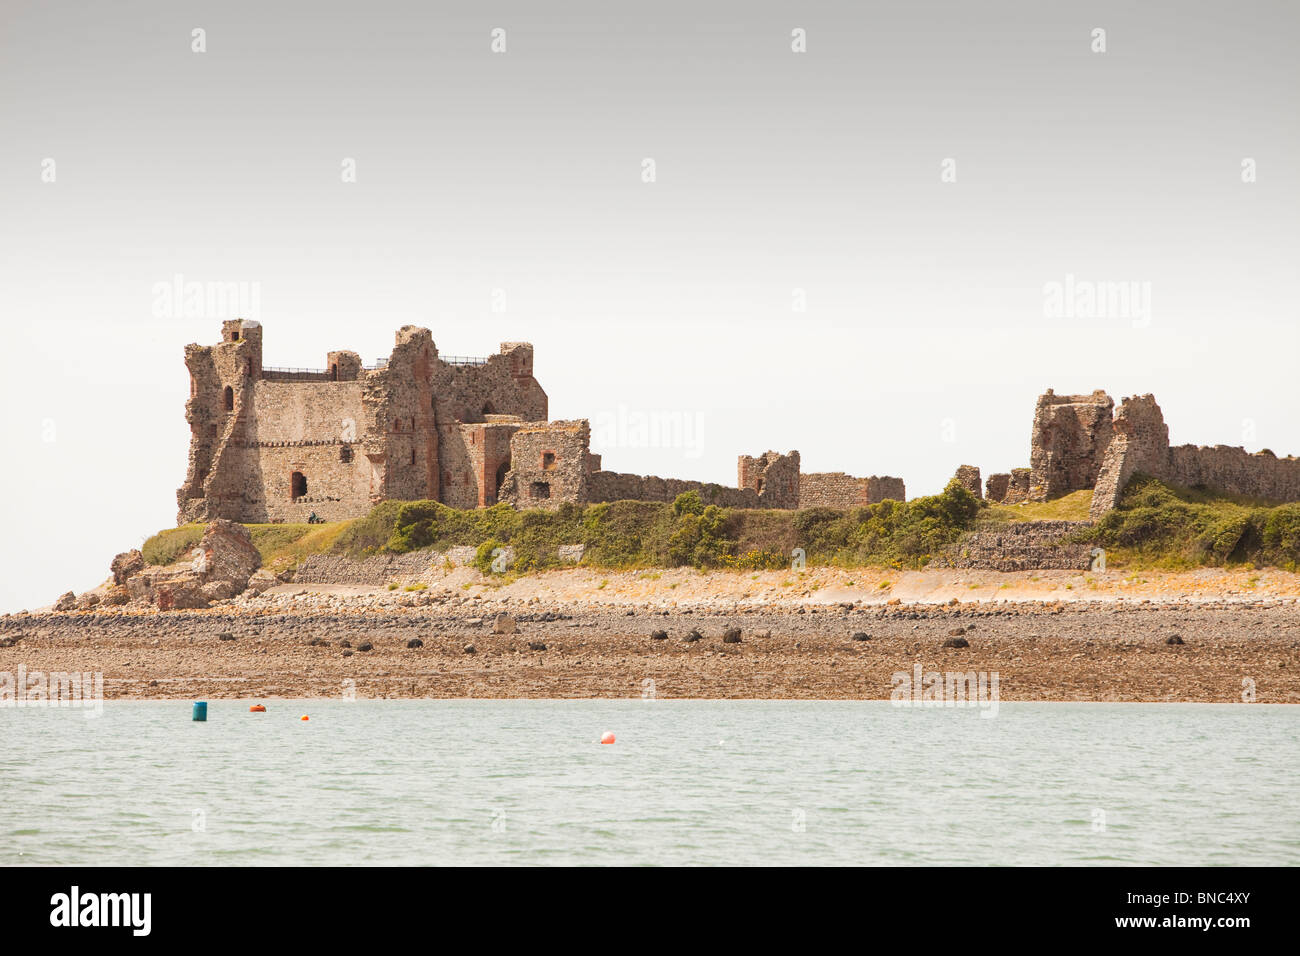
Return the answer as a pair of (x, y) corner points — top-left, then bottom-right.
(261, 366), (332, 381)
(261, 355), (489, 379)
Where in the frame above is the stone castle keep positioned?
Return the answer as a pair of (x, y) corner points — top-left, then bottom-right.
(179, 322), (1300, 526)
(178, 321), (905, 524)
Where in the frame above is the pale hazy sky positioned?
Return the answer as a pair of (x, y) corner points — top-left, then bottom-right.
(1, 1), (1297, 610)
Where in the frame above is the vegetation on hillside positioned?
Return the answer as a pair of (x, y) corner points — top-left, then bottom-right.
(1077, 475), (1300, 571)
(983, 488), (1094, 523)
(142, 481), (981, 574)
(139, 474), (1300, 576)
(143, 521), (350, 574)
(380, 481), (980, 572)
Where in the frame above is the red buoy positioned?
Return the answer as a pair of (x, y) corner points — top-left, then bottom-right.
(600, 731), (616, 745)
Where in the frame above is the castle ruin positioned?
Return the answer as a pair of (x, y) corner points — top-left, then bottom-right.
(178, 321), (905, 524)
(180, 323), (1299, 527)
(979, 388), (1300, 519)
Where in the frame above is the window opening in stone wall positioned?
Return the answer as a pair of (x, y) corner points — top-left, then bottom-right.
(223, 386), (234, 411)
(542, 451), (556, 471)
(291, 471), (307, 500)
(530, 481), (551, 499)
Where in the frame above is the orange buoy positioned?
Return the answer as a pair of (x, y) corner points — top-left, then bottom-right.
(300, 715), (310, 721)
(600, 731), (616, 745)
(249, 704), (266, 712)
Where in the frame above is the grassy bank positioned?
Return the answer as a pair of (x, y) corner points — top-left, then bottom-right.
(143, 482), (982, 574)
(1078, 475), (1300, 571)
(384, 481), (982, 572)
(140, 476), (1300, 576)
(984, 488), (1094, 523)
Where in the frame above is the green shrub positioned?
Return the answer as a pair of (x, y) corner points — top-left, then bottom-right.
(667, 504), (732, 567)
(1080, 475), (1300, 569)
(138, 479), (990, 577)
(673, 490), (704, 517)
(332, 499), (405, 557)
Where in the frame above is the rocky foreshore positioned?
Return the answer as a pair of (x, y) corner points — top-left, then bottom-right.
(4, 572), (1298, 701)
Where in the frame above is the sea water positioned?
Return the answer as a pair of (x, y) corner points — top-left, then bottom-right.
(1, 700), (1295, 866)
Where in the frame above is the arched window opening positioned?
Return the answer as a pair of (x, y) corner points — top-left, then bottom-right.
(223, 386), (234, 412)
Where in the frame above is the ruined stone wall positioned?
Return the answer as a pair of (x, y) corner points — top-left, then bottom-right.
(934, 521), (1093, 571)
(1029, 389), (1113, 500)
(178, 323), (548, 523)
(293, 552), (433, 585)
(589, 446), (802, 509)
(1091, 394), (1300, 518)
(866, 476), (907, 503)
(1090, 394), (1171, 518)
(257, 443), (373, 522)
(952, 465), (982, 498)
(1001, 468), (1033, 505)
(588, 471), (762, 508)
(360, 327), (441, 506)
(500, 427), (805, 511)
(797, 473), (906, 508)
(737, 451), (801, 508)
(985, 473), (1010, 503)
(359, 329), (545, 508)
(1166, 445), (1300, 501)
(499, 420), (593, 510)
(436, 425), (477, 510)
(250, 380), (366, 444)
(457, 420), (521, 508)
(177, 320), (264, 523)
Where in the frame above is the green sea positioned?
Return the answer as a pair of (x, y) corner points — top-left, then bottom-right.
(2, 700), (1296, 865)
